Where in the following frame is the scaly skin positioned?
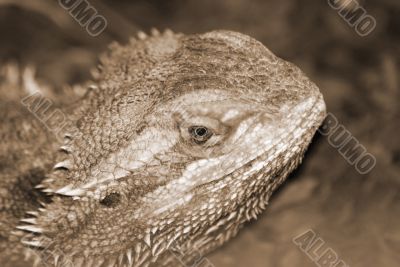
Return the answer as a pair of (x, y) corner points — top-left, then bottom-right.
(0, 30), (326, 267)
(0, 66), (60, 266)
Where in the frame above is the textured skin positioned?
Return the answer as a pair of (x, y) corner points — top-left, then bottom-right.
(0, 30), (326, 267)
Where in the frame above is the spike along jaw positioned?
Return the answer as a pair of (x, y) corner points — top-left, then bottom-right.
(17, 31), (326, 266)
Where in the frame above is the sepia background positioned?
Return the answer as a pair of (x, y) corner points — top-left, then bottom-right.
(0, 0), (399, 266)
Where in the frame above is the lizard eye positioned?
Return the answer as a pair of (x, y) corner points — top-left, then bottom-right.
(188, 126), (213, 144)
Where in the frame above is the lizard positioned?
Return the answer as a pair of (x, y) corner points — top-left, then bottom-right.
(0, 29), (326, 267)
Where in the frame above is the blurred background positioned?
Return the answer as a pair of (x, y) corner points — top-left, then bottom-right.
(0, 0), (399, 266)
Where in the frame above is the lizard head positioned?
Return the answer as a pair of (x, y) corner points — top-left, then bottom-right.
(18, 30), (326, 266)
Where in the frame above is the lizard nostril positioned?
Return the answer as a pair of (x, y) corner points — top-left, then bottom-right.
(100, 192), (121, 208)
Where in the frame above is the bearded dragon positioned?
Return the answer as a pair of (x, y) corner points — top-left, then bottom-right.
(0, 29), (326, 267)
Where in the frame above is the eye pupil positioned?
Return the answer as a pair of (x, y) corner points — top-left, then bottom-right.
(195, 127), (207, 137)
(189, 126), (212, 144)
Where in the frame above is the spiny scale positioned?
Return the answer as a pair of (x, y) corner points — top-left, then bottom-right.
(53, 160), (72, 170)
(137, 31), (148, 40)
(55, 184), (85, 196)
(126, 248), (133, 265)
(16, 225), (43, 233)
(150, 28), (160, 36)
(25, 211), (39, 216)
(144, 232), (152, 247)
(21, 239), (44, 248)
(60, 145), (72, 153)
(20, 218), (37, 224)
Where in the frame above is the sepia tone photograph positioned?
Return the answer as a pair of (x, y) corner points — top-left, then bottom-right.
(0, 0), (398, 266)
